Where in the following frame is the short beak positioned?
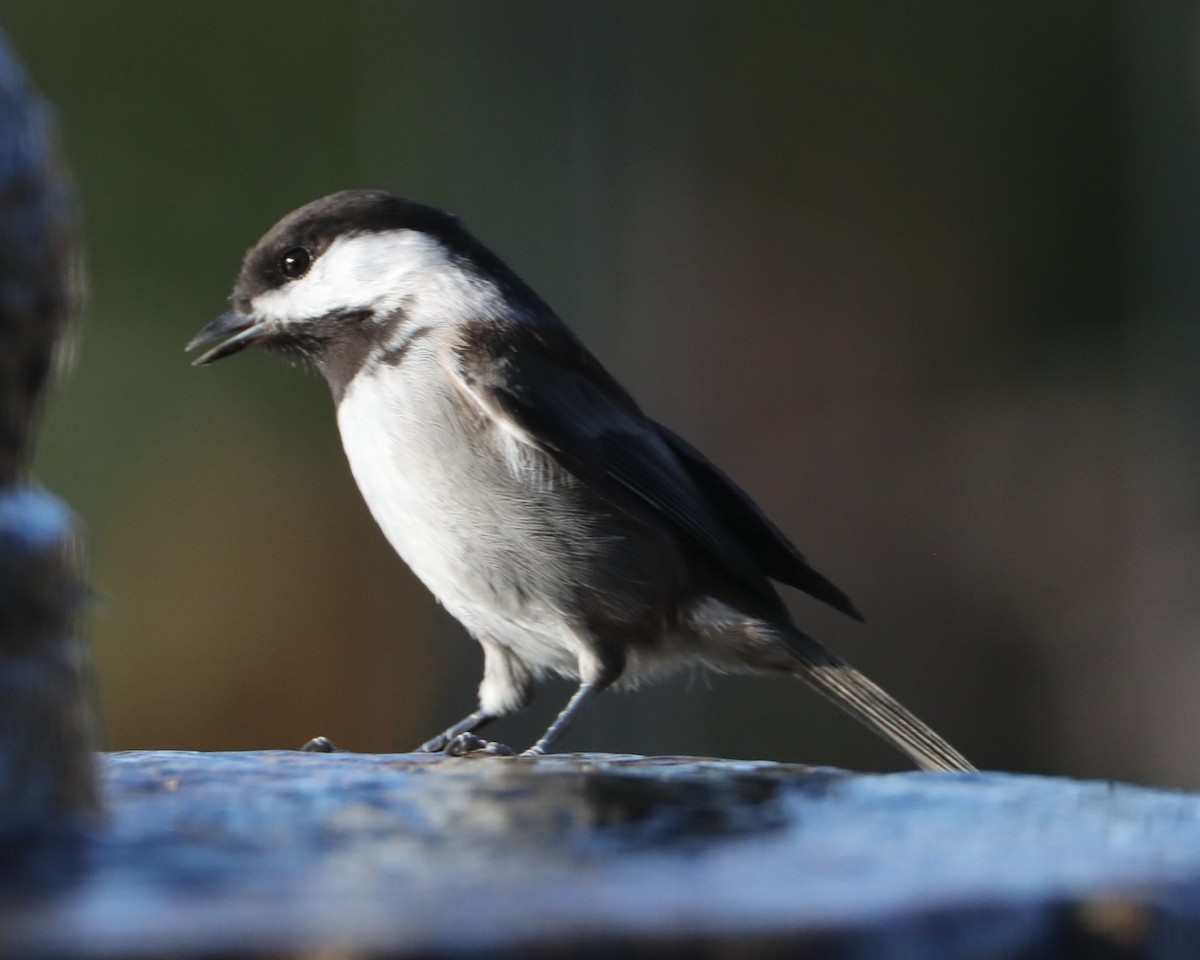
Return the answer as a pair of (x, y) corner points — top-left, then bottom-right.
(186, 310), (270, 366)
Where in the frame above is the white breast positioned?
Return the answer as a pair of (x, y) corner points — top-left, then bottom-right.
(337, 345), (475, 604)
(335, 340), (582, 673)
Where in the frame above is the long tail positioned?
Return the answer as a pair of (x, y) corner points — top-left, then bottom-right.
(783, 629), (976, 772)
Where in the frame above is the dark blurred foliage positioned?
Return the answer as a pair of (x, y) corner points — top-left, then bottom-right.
(3, 1), (1198, 786)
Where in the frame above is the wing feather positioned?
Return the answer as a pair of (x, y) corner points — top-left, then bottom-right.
(451, 319), (859, 620)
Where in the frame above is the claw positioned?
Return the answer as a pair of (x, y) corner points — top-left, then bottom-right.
(445, 733), (516, 757)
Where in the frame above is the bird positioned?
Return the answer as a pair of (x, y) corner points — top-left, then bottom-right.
(187, 189), (974, 771)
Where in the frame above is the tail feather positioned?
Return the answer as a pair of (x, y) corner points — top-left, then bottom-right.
(784, 631), (976, 773)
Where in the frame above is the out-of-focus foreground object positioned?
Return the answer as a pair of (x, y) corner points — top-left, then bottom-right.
(0, 23), (99, 865)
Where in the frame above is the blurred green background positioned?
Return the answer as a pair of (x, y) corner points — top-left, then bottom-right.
(5, 1), (1197, 785)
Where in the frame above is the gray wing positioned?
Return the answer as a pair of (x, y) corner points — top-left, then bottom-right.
(451, 319), (860, 620)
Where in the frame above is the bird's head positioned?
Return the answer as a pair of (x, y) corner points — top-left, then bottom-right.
(187, 190), (527, 376)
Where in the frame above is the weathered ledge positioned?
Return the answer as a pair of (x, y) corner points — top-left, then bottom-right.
(2, 750), (1199, 958)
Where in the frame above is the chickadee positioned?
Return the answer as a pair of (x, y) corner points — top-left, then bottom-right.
(188, 190), (973, 771)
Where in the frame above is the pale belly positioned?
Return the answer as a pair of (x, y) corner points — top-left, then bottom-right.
(335, 361), (605, 671)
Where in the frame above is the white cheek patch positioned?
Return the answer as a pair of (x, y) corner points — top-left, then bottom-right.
(250, 230), (455, 324)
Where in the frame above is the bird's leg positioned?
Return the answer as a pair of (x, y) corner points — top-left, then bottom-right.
(523, 673), (622, 756)
(522, 647), (623, 756)
(521, 682), (599, 755)
(414, 709), (495, 753)
(434, 641), (534, 756)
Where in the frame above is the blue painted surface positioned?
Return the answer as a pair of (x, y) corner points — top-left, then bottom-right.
(2, 751), (1197, 956)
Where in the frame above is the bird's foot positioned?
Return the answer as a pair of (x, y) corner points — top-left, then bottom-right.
(445, 733), (516, 757)
(414, 734), (448, 753)
(519, 745), (547, 757)
(300, 736), (339, 753)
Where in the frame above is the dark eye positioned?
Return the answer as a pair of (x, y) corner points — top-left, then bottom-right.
(279, 246), (312, 280)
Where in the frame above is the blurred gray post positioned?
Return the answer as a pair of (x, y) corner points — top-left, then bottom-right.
(0, 27), (99, 838)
